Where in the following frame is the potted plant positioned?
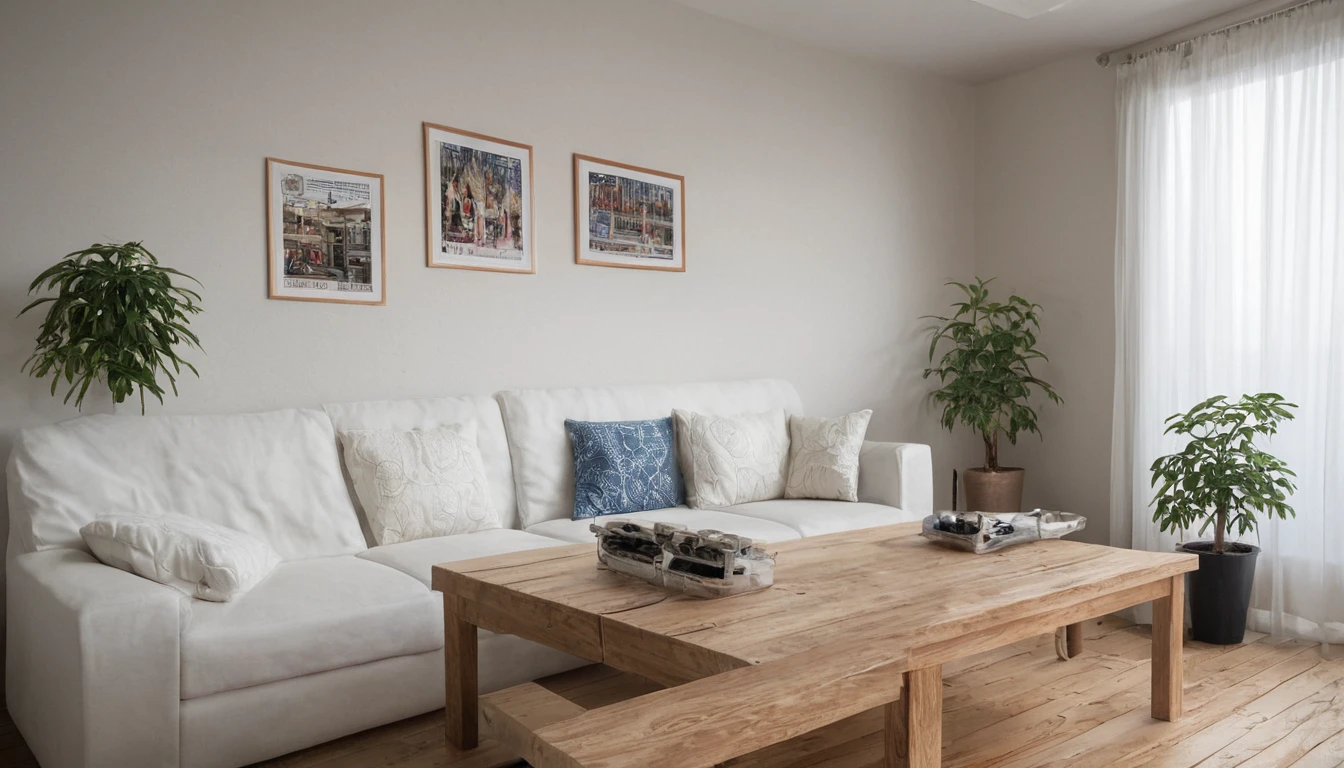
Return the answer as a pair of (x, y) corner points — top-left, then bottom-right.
(20, 242), (204, 414)
(924, 277), (1061, 513)
(1149, 393), (1297, 644)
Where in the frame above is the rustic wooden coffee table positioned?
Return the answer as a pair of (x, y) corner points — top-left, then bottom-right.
(432, 522), (1197, 768)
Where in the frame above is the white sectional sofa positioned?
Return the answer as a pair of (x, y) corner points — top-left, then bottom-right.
(5, 379), (932, 768)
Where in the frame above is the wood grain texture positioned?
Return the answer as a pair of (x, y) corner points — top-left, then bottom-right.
(434, 524), (1200, 768)
(902, 666), (943, 768)
(1151, 573), (1184, 722)
(1066, 622), (1084, 658)
(0, 619), (1340, 768)
(443, 598), (478, 750)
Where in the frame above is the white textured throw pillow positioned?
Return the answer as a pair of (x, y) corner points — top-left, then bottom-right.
(338, 423), (500, 545)
(673, 408), (791, 508)
(785, 411), (873, 502)
(81, 514), (280, 602)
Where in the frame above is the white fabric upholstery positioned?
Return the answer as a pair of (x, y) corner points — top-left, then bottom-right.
(180, 635), (585, 768)
(6, 549), (182, 768)
(719, 499), (922, 537)
(357, 528), (570, 587)
(6, 409), (364, 560)
(179, 556), (439, 700)
(857, 441), (934, 514)
(673, 408), (790, 508)
(2, 381), (934, 768)
(785, 411), (872, 502)
(81, 514), (280, 602)
(497, 379), (803, 528)
(324, 395), (520, 532)
(180, 652), (444, 768)
(527, 507), (802, 545)
(338, 424), (500, 545)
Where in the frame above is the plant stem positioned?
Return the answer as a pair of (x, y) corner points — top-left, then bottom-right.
(983, 431), (999, 471)
(1214, 504), (1226, 553)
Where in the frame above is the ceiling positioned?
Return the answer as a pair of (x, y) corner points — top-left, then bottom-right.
(666, 0), (1261, 82)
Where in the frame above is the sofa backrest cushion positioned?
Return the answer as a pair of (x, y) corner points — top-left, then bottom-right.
(7, 409), (365, 560)
(496, 379), (803, 528)
(323, 395), (520, 533)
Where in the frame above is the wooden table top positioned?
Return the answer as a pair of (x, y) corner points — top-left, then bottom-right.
(434, 522), (1197, 768)
(436, 522), (1193, 668)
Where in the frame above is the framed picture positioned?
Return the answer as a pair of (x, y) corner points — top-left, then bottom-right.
(423, 122), (534, 274)
(574, 154), (684, 272)
(266, 158), (385, 305)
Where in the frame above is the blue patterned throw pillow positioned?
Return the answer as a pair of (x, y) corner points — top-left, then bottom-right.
(566, 418), (685, 519)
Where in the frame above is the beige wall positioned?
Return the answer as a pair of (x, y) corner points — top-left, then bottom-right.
(0, 0), (982, 536)
(973, 55), (1119, 545)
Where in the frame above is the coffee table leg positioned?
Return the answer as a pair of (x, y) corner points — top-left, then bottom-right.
(1151, 574), (1184, 722)
(444, 597), (479, 750)
(885, 665), (942, 768)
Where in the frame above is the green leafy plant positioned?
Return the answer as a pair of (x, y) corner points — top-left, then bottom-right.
(1149, 393), (1297, 554)
(19, 242), (203, 413)
(923, 277), (1062, 471)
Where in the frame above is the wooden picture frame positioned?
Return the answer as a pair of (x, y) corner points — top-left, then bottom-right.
(424, 122), (535, 274)
(573, 154), (685, 272)
(265, 157), (386, 305)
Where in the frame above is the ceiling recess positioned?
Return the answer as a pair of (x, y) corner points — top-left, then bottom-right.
(966, 0), (1078, 19)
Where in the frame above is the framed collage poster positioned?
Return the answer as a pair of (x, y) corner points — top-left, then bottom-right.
(424, 122), (534, 274)
(266, 158), (386, 305)
(574, 154), (684, 272)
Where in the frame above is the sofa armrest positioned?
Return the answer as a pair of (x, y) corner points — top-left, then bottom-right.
(7, 548), (182, 768)
(857, 441), (933, 514)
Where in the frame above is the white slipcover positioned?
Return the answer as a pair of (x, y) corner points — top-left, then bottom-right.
(527, 506), (803, 545)
(4, 380), (934, 768)
(179, 556), (440, 700)
(324, 395), (521, 532)
(7, 548), (182, 768)
(497, 379), (803, 528)
(718, 500), (923, 537)
(6, 410), (365, 560)
(856, 441), (934, 514)
(357, 528), (571, 587)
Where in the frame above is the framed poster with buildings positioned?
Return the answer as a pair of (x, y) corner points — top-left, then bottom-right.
(423, 122), (534, 274)
(265, 158), (386, 305)
(574, 154), (684, 272)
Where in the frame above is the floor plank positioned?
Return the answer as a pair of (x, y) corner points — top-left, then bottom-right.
(0, 622), (1338, 768)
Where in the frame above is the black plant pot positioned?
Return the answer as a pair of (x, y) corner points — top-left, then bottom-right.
(1178, 541), (1260, 645)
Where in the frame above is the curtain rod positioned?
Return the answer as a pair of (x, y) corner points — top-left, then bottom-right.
(1096, 0), (1318, 67)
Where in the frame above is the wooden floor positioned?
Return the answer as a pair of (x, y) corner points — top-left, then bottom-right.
(1, 618), (1341, 767)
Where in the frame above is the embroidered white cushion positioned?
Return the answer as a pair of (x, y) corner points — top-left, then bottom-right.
(80, 514), (281, 602)
(673, 408), (790, 508)
(338, 423), (500, 545)
(785, 411), (873, 502)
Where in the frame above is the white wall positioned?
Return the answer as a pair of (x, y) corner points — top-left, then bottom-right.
(974, 55), (1119, 545)
(0, 1), (980, 530)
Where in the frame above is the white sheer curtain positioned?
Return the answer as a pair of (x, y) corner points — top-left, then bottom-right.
(1111, 0), (1344, 642)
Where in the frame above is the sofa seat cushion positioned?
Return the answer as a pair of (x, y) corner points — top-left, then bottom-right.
(526, 507), (802, 544)
(356, 528), (571, 588)
(716, 499), (920, 538)
(181, 556), (439, 699)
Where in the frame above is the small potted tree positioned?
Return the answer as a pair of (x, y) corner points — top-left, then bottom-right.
(924, 277), (1062, 513)
(20, 242), (203, 413)
(1149, 393), (1297, 644)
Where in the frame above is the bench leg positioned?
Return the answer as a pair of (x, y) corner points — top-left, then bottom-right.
(1067, 622), (1084, 657)
(1151, 575), (1184, 722)
(445, 598), (479, 750)
(885, 665), (942, 768)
